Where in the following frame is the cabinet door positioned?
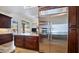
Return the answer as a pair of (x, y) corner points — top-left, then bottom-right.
(77, 29), (79, 52)
(68, 6), (78, 53)
(76, 7), (79, 52)
(69, 7), (77, 28)
(14, 36), (24, 47)
(77, 7), (79, 27)
(24, 36), (34, 50)
(0, 14), (12, 28)
(68, 28), (77, 52)
(0, 34), (13, 45)
(33, 36), (39, 51)
(24, 36), (39, 51)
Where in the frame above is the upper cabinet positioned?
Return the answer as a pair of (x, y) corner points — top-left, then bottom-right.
(69, 7), (77, 28)
(0, 13), (12, 28)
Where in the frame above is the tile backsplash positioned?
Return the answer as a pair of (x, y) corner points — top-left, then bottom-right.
(0, 29), (12, 34)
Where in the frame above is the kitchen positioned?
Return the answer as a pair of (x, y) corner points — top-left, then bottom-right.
(0, 6), (79, 53)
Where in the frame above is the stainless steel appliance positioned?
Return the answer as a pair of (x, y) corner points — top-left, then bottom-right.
(39, 7), (68, 53)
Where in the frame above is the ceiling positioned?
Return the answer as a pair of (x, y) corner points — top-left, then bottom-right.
(0, 6), (67, 19)
(0, 6), (38, 19)
(39, 6), (65, 11)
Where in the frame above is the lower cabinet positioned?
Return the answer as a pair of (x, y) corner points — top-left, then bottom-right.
(24, 36), (39, 51)
(14, 35), (24, 47)
(0, 34), (13, 45)
(68, 28), (77, 52)
(14, 35), (39, 51)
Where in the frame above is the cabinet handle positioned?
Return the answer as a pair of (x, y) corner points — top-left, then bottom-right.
(69, 28), (76, 30)
(69, 25), (77, 28)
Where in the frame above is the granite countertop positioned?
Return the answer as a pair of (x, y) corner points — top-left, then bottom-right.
(0, 32), (39, 36)
(0, 33), (12, 34)
(13, 33), (39, 36)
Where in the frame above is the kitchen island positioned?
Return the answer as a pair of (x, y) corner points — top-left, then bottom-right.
(14, 33), (39, 51)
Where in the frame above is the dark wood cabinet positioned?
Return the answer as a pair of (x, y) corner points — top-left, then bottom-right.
(68, 28), (77, 52)
(76, 7), (79, 53)
(69, 7), (77, 28)
(14, 35), (24, 47)
(77, 28), (79, 52)
(68, 6), (79, 53)
(0, 34), (13, 45)
(68, 7), (77, 53)
(24, 36), (39, 51)
(14, 35), (39, 51)
(0, 13), (12, 28)
(24, 36), (35, 50)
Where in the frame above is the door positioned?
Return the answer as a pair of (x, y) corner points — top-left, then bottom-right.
(50, 13), (68, 52)
(39, 7), (68, 53)
(39, 21), (50, 52)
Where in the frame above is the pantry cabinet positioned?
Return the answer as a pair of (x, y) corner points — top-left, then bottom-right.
(68, 6), (79, 53)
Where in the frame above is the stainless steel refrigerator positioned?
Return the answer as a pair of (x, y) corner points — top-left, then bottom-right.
(39, 7), (68, 53)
